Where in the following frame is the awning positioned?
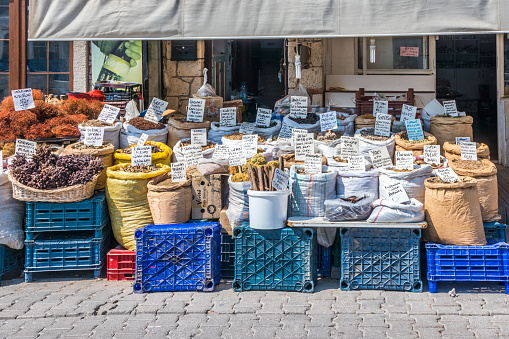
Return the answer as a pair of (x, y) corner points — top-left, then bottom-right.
(29, 0), (509, 41)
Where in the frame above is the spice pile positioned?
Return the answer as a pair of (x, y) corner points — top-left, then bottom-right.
(255, 121), (277, 129)
(116, 145), (163, 154)
(414, 158), (445, 169)
(288, 113), (319, 124)
(451, 159), (490, 170)
(229, 154), (280, 183)
(180, 140), (216, 150)
(117, 165), (160, 173)
(427, 177), (463, 184)
(71, 141), (110, 150)
(224, 133), (266, 143)
(129, 117), (165, 130)
(81, 120), (115, 127)
(0, 142), (15, 157)
(317, 130), (342, 142)
(399, 131), (427, 143)
(359, 128), (391, 141)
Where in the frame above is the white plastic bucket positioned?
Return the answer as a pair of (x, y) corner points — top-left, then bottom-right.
(248, 190), (290, 230)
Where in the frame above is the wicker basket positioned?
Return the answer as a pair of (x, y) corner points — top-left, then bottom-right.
(8, 173), (99, 202)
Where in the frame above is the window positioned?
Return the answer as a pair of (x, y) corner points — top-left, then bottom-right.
(0, 0), (8, 98)
(357, 36), (431, 74)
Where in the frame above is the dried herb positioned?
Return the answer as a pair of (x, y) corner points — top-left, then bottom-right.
(25, 124), (55, 140)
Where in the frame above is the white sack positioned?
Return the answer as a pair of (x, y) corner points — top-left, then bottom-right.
(0, 171), (25, 249)
(378, 165), (433, 204)
(120, 122), (169, 149)
(367, 198), (425, 223)
(336, 169), (379, 198)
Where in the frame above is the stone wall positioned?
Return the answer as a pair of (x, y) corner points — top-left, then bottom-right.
(287, 38), (325, 107)
(72, 41), (88, 92)
(162, 40), (206, 114)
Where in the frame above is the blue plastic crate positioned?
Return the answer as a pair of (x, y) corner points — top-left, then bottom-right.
(426, 240), (509, 294)
(221, 232), (235, 279)
(233, 226), (317, 293)
(484, 222), (507, 242)
(0, 245), (24, 284)
(134, 222), (221, 293)
(340, 228), (422, 292)
(317, 244), (332, 277)
(25, 191), (108, 232)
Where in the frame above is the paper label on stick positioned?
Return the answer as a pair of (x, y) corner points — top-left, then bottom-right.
(294, 134), (314, 161)
(434, 167), (461, 183)
(400, 104), (417, 122)
(212, 144), (230, 160)
(15, 139), (37, 160)
(320, 111), (338, 132)
(304, 154), (322, 174)
(131, 146), (152, 166)
(183, 144), (203, 168)
(373, 100), (388, 117)
(12, 88), (35, 111)
(144, 98), (168, 123)
(83, 127), (104, 147)
(272, 168), (289, 191)
(461, 142), (477, 161)
(374, 113), (392, 137)
(395, 151), (414, 171)
(187, 98), (205, 122)
(341, 136), (359, 156)
(423, 145), (441, 165)
(137, 133), (149, 147)
(228, 147), (247, 167)
(191, 128), (207, 146)
(220, 107), (237, 127)
(443, 100), (458, 117)
(171, 162), (187, 183)
(97, 104), (120, 124)
(255, 108), (272, 127)
(348, 155), (365, 171)
(369, 146), (393, 168)
(239, 122), (255, 135)
(278, 122), (293, 141)
(456, 137), (471, 145)
(290, 96), (308, 118)
(384, 182), (410, 203)
(242, 134), (258, 158)
(405, 119), (425, 141)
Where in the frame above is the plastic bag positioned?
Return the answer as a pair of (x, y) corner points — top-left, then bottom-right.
(274, 83), (310, 115)
(355, 127), (395, 167)
(124, 100), (140, 123)
(173, 138), (216, 162)
(0, 171), (24, 249)
(379, 165), (433, 204)
(254, 119), (282, 139)
(120, 122), (169, 149)
(336, 169), (379, 198)
(114, 141), (172, 166)
(282, 113), (321, 132)
(336, 112), (357, 136)
(209, 122), (240, 143)
(197, 68), (217, 97)
(324, 193), (376, 221)
(225, 176), (252, 227)
(78, 121), (122, 150)
(367, 198), (424, 223)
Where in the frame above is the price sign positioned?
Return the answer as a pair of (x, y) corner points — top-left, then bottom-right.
(304, 154), (322, 174)
(242, 134), (258, 158)
(456, 137), (471, 145)
(290, 96), (308, 118)
(187, 98), (205, 122)
(395, 151), (414, 171)
(341, 136), (359, 156)
(83, 127), (104, 147)
(348, 155), (365, 171)
(373, 100), (388, 117)
(183, 144), (203, 168)
(278, 122), (293, 142)
(294, 134), (314, 161)
(255, 108), (272, 127)
(369, 146), (393, 168)
(191, 128), (207, 146)
(272, 168), (290, 191)
(137, 133), (149, 147)
(383, 182), (410, 204)
(292, 128), (308, 146)
(171, 162), (187, 183)
(229, 146), (247, 167)
(461, 142), (477, 161)
(219, 107), (237, 127)
(212, 144), (230, 160)
(374, 113), (392, 137)
(400, 47), (419, 57)
(423, 145), (441, 165)
(443, 100), (458, 117)
(131, 146), (152, 166)
(320, 111), (338, 132)
(400, 104), (417, 122)
(15, 139), (37, 160)
(11, 88), (35, 111)
(405, 119), (425, 141)
(435, 167), (461, 183)
(144, 98), (168, 123)
(423, 99), (445, 117)
(239, 122), (255, 135)
(97, 104), (120, 124)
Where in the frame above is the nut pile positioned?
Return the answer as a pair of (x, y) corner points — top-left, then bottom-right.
(288, 113), (319, 125)
(359, 128), (391, 141)
(317, 130), (342, 142)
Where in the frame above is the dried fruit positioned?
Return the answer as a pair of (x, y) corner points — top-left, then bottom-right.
(288, 113), (319, 125)
(180, 140), (216, 150)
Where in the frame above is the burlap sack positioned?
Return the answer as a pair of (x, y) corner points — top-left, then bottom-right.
(147, 173), (192, 224)
(423, 177), (486, 246)
(449, 159), (501, 222)
(395, 131), (437, 157)
(443, 141), (490, 161)
(430, 116), (473, 153)
(63, 142), (114, 190)
(167, 113), (211, 148)
(354, 114), (395, 132)
(282, 153), (327, 169)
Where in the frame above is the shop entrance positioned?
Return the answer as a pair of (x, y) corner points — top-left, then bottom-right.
(436, 34), (498, 159)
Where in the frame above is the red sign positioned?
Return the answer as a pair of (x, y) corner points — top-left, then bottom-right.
(400, 47), (419, 57)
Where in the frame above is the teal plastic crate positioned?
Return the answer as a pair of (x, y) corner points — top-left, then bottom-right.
(317, 244), (332, 277)
(0, 245), (24, 284)
(221, 232), (235, 279)
(484, 222), (507, 242)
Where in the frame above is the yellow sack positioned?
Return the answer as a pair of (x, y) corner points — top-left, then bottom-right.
(106, 163), (170, 251)
(114, 141), (172, 166)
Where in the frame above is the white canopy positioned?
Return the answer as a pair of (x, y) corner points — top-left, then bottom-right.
(29, 0), (509, 41)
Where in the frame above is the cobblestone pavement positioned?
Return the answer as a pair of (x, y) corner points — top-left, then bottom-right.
(0, 272), (508, 338)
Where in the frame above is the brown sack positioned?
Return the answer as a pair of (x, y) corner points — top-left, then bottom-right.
(423, 177), (486, 246)
(167, 113), (211, 148)
(449, 159), (501, 222)
(430, 116), (473, 153)
(63, 142), (114, 190)
(395, 131), (437, 157)
(443, 141), (490, 161)
(354, 115), (395, 132)
(147, 173), (192, 224)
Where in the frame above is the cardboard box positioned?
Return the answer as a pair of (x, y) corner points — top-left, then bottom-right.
(220, 206), (232, 235)
(191, 173), (228, 219)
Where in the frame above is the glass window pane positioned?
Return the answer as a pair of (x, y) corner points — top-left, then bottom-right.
(27, 74), (47, 94)
(392, 37), (424, 69)
(49, 74), (69, 95)
(27, 41), (48, 72)
(49, 41), (69, 72)
(0, 0), (8, 6)
(0, 6), (8, 39)
(0, 74), (8, 98)
(0, 40), (7, 72)
(367, 37), (393, 69)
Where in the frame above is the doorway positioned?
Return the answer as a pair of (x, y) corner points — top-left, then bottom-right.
(436, 34), (497, 159)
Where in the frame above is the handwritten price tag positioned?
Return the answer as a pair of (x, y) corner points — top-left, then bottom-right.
(15, 139), (37, 160)
(395, 151), (414, 171)
(423, 145), (441, 165)
(97, 104), (120, 124)
(400, 104), (417, 122)
(255, 108), (272, 127)
(348, 155), (365, 171)
(461, 142), (477, 161)
(12, 89), (35, 111)
(137, 133), (149, 147)
(373, 100), (388, 117)
(242, 134), (258, 158)
(405, 119), (425, 141)
(290, 96), (308, 118)
(83, 127), (104, 147)
(144, 98), (168, 123)
(374, 113), (392, 137)
(320, 111), (338, 132)
(383, 182), (410, 203)
(219, 107), (237, 127)
(435, 167), (461, 183)
(239, 122), (255, 135)
(131, 146), (152, 166)
(183, 145), (203, 168)
(191, 128), (207, 146)
(171, 162), (187, 183)
(272, 168), (289, 191)
(187, 98), (205, 122)
(304, 154), (322, 174)
(369, 146), (393, 168)
(443, 100), (458, 117)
